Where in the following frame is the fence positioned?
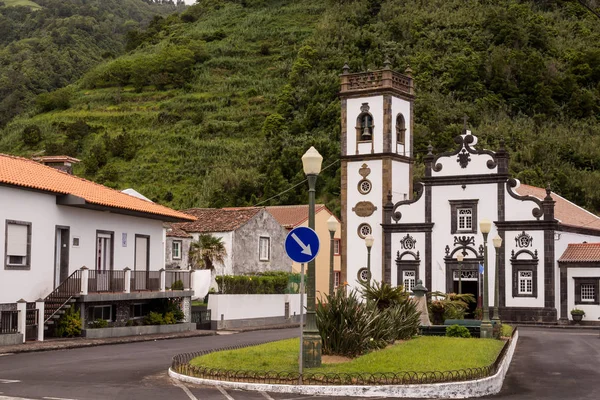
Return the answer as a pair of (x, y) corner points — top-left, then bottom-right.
(166, 270), (191, 290)
(88, 270), (126, 293)
(191, 310), (211, 330)
(131, 271), (161, 292)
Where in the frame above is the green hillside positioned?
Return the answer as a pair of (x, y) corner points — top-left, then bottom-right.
(2, 0), (42, 10)
(2, 0), (600, 214)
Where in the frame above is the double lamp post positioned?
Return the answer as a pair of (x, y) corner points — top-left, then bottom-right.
(478, 219), (503, 339)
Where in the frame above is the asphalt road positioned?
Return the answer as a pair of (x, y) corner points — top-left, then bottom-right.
(0, 327), (598, 400)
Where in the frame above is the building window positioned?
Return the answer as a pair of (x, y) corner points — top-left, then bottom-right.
(131, 303), (148, 319)
(396, 114), (406, 144)
(357, 223), (372, 239)
(92, 305), (112, 321)
(5, 220), (31, 270)
(333, 239), (341, 256)
(259, 236), (270, 261)
(518, 271), (533, 295)
(449, 200), (478, 234)
(403, 270), (416, 292)
(172, 241), (182, 260)
(574, 278), (599, 305)
(457, 208), (472, 232)
(334, 271), (341, 288)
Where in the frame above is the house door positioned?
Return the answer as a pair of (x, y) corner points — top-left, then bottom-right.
(134, 235), (149, 272)
(54, 227), (70, 288)
(452, 270), (479, 316)
(96, 232), (113, 291)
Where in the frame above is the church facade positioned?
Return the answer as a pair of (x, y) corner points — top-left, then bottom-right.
(340, 65), (600, 324)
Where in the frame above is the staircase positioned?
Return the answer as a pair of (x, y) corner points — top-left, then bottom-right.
(43, 270), (82, 332)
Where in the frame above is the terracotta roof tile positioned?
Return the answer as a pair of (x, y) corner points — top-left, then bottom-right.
(515, 184), (600, 230)
(0, 153), (194, 222)
(164, 223), (193, 238)
(265, 204), (335, 229)
(177, 208), (261, 233)
(558, 243), (600, 262)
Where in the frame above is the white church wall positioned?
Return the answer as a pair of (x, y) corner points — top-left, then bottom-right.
(567, 267), (600, 321)
(391, 162), (412, 206)
(346, 96), (384, 155)
(391, 97), (412, 157)
(503, 230), (545, 308)
(504, 182), (543, 221)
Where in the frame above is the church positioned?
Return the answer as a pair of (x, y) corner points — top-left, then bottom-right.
(339, 64), (600, 324)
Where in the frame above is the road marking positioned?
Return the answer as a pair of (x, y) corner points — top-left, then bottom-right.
(43, 397), (78, 400)
(0, 354), (13, 357)
(0, 379), (20, 384)
(260, 392), (275, 400)
(217, 386), (235, 400)
(172, 380), (198, 400)
(0, 396), (35, 400)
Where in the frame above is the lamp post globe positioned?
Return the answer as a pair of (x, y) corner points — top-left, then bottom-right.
(492, 234), (502, 323)
(327, 215), (338, 297)
(479, 218), (493, 338)
(301, 146), (322, 368)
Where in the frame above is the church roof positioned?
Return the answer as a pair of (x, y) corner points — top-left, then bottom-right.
(515, 184), (600, 230)
(558, 243), (600, 263)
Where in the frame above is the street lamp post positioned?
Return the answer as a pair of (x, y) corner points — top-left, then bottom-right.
(327, 215), (338, 297)
(492, 235), (503, 323)
(301, 146), (323, 368)
(365, 234), (374, 283)
(479, 219), (493, 339)
(456, 253), (464, 294)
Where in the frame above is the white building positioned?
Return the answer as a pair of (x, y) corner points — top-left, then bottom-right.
(340, 66), (600, 324)
(0, 154), (196, 338)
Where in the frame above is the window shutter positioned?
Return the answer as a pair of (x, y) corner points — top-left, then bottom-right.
(7, 224), (28, 256)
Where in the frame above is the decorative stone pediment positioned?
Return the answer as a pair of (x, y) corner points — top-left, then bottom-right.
(352, 201), (377, 217)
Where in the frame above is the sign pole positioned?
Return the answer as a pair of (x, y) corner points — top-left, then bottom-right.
(299, 262), (305, 384)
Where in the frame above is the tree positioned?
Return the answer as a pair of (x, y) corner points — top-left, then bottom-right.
(188, 234), (227, 270)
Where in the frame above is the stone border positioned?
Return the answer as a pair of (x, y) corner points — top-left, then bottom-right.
(169, 329), (519, 399)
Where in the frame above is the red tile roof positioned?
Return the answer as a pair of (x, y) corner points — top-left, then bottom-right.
(0, 153), (194, 222)
(165, 224), (192, 238)
(515, 184), (600, 230)
(266, 204), (328, 229)
(558, 243), (600, 263)
(177, 208), (261, 232)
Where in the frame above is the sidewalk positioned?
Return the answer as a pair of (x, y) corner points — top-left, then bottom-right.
(0, 329), (216, 354)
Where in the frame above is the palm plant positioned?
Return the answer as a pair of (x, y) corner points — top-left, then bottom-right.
(188, 234), (227, 270)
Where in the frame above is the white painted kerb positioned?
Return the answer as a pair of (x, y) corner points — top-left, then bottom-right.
(169, 330), (519, 399)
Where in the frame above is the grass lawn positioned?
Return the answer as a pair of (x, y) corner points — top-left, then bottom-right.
(191, 337), (506, 374)
(501, 324), (514, 337)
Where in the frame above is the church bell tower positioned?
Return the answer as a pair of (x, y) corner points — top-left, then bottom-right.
(340, 62), (415, 288)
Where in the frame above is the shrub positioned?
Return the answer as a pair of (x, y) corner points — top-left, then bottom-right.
(171, 280), (184, 290)
(35, 87), (73, 112)
(571, 308), (585, 316)
(164, 312), (177, 325)
(144, 311), (165, 325)
(21, 125), (42, 147)
(383, 300), (421, 340)
(88, 319), (109, 329)
(446, 325), (472, 338)
(359, 280), (408, 310)
(55, 307), (82, 337)
(216, 272), (299, 294)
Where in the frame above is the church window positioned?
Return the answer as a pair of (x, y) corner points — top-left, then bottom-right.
(358, 179), (372, 194)
(457, 208), (473, 231)
(396, 114), (406, 144)
(357, 113), (374, 142)
(449, 200), (478, 234)
(518, 271), (533, 295)
(357, 223), (372, 238)
(403, 270), (416, 292)
(574, 278), (599, 305)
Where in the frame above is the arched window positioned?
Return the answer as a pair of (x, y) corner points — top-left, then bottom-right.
(396, 114), (406, 144)
(357, 113), (373, 142)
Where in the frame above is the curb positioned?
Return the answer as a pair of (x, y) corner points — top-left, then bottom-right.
(0, 330), (217, 354)
(168, 330), (519, 399)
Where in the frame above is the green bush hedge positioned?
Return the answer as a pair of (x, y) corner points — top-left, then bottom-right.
(216, 272), (299, 294)
(446, 324), (472, 338)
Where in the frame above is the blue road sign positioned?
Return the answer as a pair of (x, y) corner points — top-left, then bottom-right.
(479, 263), (484, 274)
(285, 226), (320, 264)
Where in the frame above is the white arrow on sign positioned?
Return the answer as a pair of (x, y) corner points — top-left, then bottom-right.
(291, 233), (312, 256)
(0, 379), (20, 384)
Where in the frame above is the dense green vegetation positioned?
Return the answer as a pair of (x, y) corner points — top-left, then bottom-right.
(190, 336), (505, 372)
(2, 0), (600, 214)
(0, 0), (183, 127)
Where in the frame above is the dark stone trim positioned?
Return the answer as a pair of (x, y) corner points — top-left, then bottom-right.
(4, 219), (32, 270)
(339, 88), (415, 102)
(431, 134), (498, 173)
(341, 99), (347, 156)
(495, 220), (557, 231)
(95, 230), (115, 271)
(383, 95), (392, 153)
(544, 229), (555, 309)
(498, 306), (557, 323)
(573, 277), (600, 305)
(425, 184), (432, 290)
(341, 153), (414, 163)
(444, 259), (483, 294)
(383, 192), (393, 284)
(558, 261), (600, 268)
(505, 179), (544, 220)
(395, 251), (420, 287)
(390, 182), (424, 223)
(421, 174), (509, 186)
(511, 259), (538, 298)
(449, 199), (479, 234)
(559, 268), (568, 321)
(557, 223), (600, 237)
(134, 234), (151, 271)
(382, 223), (434, 233)
(498, 181), (506, 308)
